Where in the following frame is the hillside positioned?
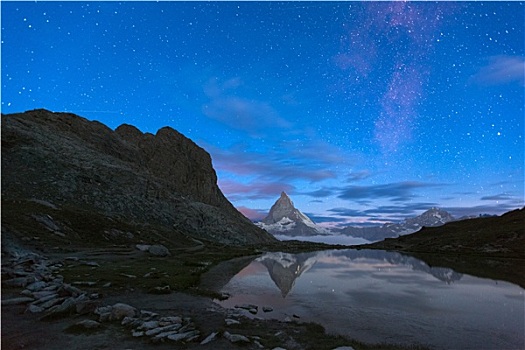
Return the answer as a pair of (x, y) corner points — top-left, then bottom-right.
(1, 109), (275, 247)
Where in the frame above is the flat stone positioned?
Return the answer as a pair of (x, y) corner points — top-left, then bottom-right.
(121, 316), (138, 326)
(26, 304), (45, 313)
(32, 290), (57, 299)
(200, 332), (218, 345)
(2, 297), (35, 305)
(132, 330), (144, 337)
(138, 320), (159, 330)
(152, 330), (181, 341)
(39, 297), (64, 309)
(26, 281), (48, 292)
(166, 330), (200, 342)
(159, 316), (182, 324)
(94, 306), (112, 315)
(224, 331), (250, 343)
(225, 318), (240, 326)
(263, 306), (273, 312)
(21, 289), (33, 297)
(135, 244), (151, 252)
(140, 310), (159, 318)
(145, 323), (182, 337)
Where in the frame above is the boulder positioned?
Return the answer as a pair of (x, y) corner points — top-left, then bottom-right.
(110, 303), (136, 321)
(148, 245), (171, 257)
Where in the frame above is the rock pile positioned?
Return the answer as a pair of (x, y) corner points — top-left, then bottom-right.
(1, 250), (100, 318)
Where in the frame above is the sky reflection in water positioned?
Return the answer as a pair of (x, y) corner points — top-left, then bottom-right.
(218, 249), (524, 350)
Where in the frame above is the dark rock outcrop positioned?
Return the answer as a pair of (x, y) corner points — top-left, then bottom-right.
(1, 109), (275, 245)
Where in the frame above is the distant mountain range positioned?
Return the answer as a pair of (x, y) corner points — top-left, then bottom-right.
(338, 208), (455, 242)
(362, 207), (525, 259)
(256, 192), (459, 242)
(256, 192), (330, 236)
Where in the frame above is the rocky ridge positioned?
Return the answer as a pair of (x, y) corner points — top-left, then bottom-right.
(1, 109), (275, 245)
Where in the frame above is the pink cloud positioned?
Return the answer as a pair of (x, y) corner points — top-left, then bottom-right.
(236, 206), (267, 221)
(218, 179), (295, 200)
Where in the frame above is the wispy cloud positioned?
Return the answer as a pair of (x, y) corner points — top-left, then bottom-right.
(480, 193), (514, 201)
(202, 77), (292, 137)
(346, 170), (372, 182)
(470, 55), (525, 86)
(337, 181), (445, 202)
(218, 179), (295, 201)
(329, 201), (439, 222)
(208, 141), (341, 184)
(301, 188), (335, 198)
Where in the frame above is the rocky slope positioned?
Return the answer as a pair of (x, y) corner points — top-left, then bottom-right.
(257, 192), (329, 236)
(339, 208), (455, 242)
(1, 109), (275, 245)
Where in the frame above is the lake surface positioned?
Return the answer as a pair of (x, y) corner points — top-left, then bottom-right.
(217, 249), (524, 350)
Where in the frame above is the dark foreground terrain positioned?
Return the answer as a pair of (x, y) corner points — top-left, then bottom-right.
(2, 221), (427, 350)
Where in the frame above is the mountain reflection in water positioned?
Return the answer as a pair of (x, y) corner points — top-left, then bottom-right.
(217, 249), (524, 350)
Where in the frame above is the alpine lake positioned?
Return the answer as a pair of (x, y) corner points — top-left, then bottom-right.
(209, 249), (524, 350)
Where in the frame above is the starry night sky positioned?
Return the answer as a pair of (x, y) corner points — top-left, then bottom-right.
(2, 1), (524, 227)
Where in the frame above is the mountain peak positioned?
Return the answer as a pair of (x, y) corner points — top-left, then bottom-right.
(258, 192), (328, 236)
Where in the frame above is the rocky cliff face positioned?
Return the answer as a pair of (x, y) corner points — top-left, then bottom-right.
(1, 109), (275, 245)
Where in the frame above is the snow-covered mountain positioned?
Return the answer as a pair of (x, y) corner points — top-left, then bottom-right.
(257, 192), (330, 236)
(339, 208), (455, 242)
